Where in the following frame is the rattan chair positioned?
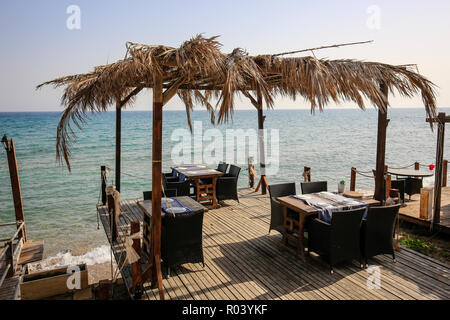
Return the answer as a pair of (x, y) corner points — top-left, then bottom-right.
(216, 165), (241, 202)
(360, 204), (400, 267)
(161, 210), (205, 277)
(268, 183), (296, 234)
(163, 175), (191, 197)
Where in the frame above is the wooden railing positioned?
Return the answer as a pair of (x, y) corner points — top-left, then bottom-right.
(0, 221), (25, 287)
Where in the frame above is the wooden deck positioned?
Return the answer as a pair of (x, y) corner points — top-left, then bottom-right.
(97, 188), (450, 300)
(399, 187), (450, 234)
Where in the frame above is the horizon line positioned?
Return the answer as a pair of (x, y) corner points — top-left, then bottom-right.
(1, 106), (449, 113)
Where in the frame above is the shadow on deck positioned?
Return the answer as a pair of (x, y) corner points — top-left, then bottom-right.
(97, 188), (450, 300)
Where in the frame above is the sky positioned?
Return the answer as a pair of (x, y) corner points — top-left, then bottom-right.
(0, 0), (449, 112)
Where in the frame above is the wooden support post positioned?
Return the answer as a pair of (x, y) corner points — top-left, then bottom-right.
(414, 162), (420, 170)
(248, 156), (255, 188)
(130, 221), (143, 298)
(350, 167), (356, 191)
(432, 113), (446, 227)
(256, 88), (267, 195)
(101, 166), (107, 205)
(3, 137), (26, 241)
(111, 191), (119, 242)
(443, 160), (448, 187)
(374, 83), (389, 203)
(115, 102), (122, 192)
(151, 71), (165, 300)
(303, 166), (311, 182)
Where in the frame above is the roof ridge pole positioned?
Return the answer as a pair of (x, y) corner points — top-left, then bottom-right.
(374, 82), (389, 203)
(115, 100), (121, 192)
(151, 70), (165, 300)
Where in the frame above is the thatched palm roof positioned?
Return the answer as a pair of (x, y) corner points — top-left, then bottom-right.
(38, 35), (437, 170)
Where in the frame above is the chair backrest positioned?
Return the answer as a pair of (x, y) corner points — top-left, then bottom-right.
(300, 181), (327, 194)
(164, 189), (177, 197)
(228, 165), (241, 178)
(366, 204), (400, 235)
(143, 189), (177, 200)
(217, 162), (228, 173)
(330, 207), (365, 245)
(268, 183), (296, 199)
(162, 210), (204, 264)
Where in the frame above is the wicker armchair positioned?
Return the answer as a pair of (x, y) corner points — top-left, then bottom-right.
(163, 175), (191, 196)
(405, 178), (423, 200)
(267, 183), (296, 234)
(360, 204), (400, 266)
(161, 210), (205, 277)
(216, 165), (241, 202)
(308, 207), (366, 273)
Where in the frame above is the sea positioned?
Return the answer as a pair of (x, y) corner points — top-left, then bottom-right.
(1, 108), (449, 267)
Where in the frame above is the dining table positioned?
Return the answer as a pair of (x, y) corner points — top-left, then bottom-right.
(171, 165), (224, 209)
(277, 192), (380, 261)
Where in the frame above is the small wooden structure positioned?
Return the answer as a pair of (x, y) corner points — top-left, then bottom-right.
(39, 35), (438, 299)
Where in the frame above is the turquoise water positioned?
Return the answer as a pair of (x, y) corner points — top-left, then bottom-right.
(0, 108), (449, 257)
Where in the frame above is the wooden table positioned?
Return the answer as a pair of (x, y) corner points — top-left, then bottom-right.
(387, 168), (434, 178)
(138, 197), (205, 255)
(172, 166), (224, 209)
(277, 195), (380, 261)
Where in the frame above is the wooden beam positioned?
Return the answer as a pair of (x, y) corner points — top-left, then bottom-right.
(374, 83), (389, 203)
(115, 101), (122, 192)
(162, 77), (185, 106)
(242, 90), (258, 108)
(5, 138), (26, 241)
(101, 166), (107, 205)
(118, 87), (143, 107)
(151, 70), (165, 300)
(426, 115), (450, 123)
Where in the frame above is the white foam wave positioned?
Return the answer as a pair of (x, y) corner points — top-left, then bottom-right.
(28, 245), (112, 273)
